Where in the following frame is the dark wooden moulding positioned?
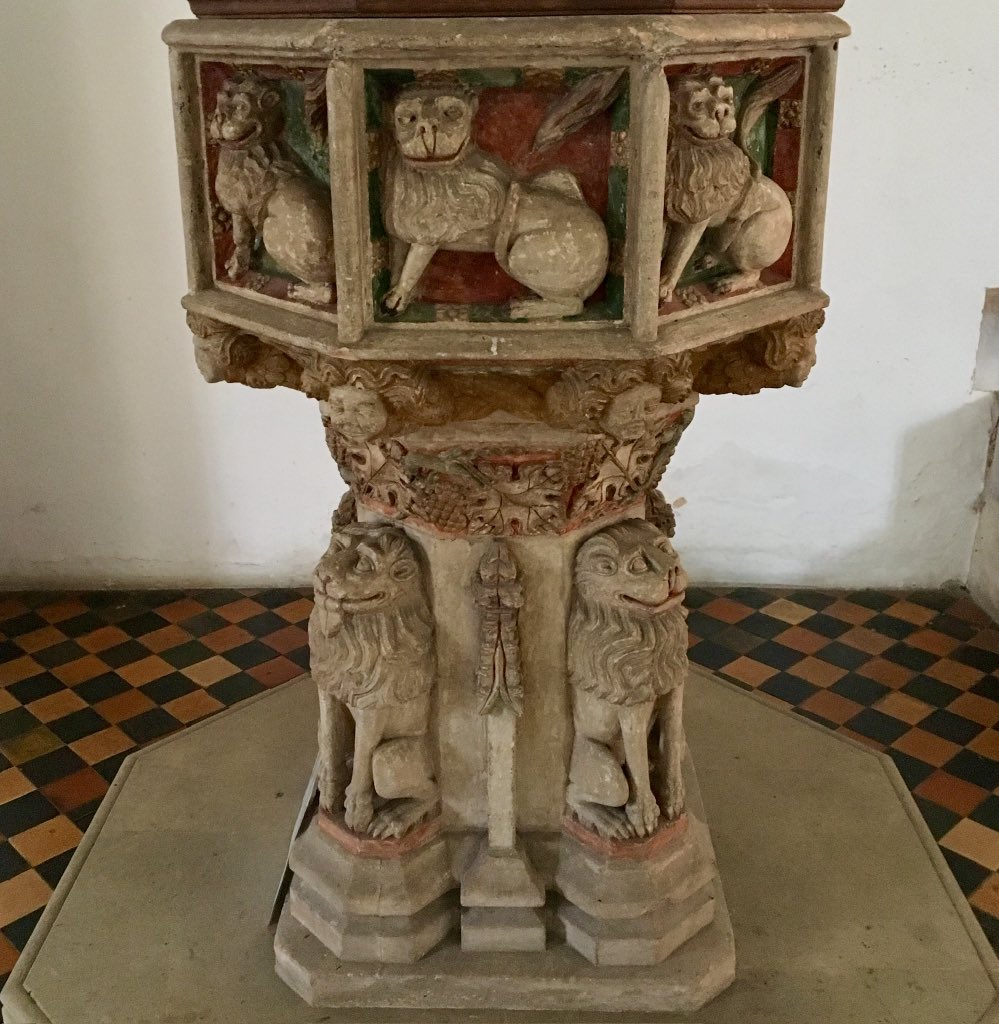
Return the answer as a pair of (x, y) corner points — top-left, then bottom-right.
(189, 0), (845, 17)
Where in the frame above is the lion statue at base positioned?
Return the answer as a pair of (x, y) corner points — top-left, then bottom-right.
(659, 65), (801, 305)
(382, 81), (609, 321)
(209, 74), (335, 304)
(309, 523), (439, 840)
(566, 520), (689, 841)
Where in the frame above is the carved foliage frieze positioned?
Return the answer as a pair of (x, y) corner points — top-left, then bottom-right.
(185, 310), (823, 533)
(201, 63), (336, 310)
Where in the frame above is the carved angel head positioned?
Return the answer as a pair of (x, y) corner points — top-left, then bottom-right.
(671, 75), (737, 141)
(324, 385), (389, 443)
(574, 520), (687, 618)
(391, 83), (477, 167)
(599, 384), (671, 443)
(209, 74), (284, 148)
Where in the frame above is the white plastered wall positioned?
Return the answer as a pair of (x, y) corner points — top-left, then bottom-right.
(0, 0), (997, 588)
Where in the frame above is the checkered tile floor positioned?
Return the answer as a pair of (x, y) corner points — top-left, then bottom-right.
(1, 586), (998, 988)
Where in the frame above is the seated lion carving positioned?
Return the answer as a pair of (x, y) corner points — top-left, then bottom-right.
(209, 74), (335, 304)
(382, 81), (609, 321)
(566, 520), (689, 840)
(659, 66), (800, 305)
(309, 523), (438, 839)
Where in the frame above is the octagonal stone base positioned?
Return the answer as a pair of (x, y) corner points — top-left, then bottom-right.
(4, 669), (999, 1024)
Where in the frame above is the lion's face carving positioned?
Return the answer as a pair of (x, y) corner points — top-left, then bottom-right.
(310, 524), (433, 711)
(569, 520), (688, 706)
(671, 76), (737, 141)
(313, 525), (422, 617)
(575, 521), (687, 618)
(209, 76), (283, 149)
(392, 85), (477, 167)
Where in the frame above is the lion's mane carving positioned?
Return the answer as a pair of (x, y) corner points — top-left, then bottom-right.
(568, 523), (688, 707)
(310, 525), (433, 710)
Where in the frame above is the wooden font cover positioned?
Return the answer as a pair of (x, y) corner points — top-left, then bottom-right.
(189, 1), (846, 17)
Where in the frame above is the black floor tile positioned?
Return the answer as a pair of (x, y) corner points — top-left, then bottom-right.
(944, 750), (999, 791)
(865, 614), (917, 641)
(139, 673), (199, 705)
(887, 749), (935, 789)
(99, 640), (154, 669)
(0, 791), (58, 835)
(920, 709), (985, 746)
(0, 707), (41, 742)
(688, 641), (738, 672)
(32, 641), (87, 670)
(914, 794), (961, 840)
(206, 675), (267, 707)
(0, 842), (30, 882)
(970, 795), (999, 832)
(119, 709), (182, 745)
(223, 641), (278, 671)
(47, 709), (109, 745)
(830, 674), (890, 706)
(942, 847), (990, 896)
(0, 613), (48, 638)
(803, 614), (852, 640)
(737, 612), (789, 641)
(785, 590), (837, 612)
(902, 675), (963, 709)
(759, 674), (818, 706)
(18, 746), (88, 788)
(7, 675), (64, 706)
(160, 642), (214, 670)
(819, 641), (870, 672)
(845, 708), (910, 745)
(116, 612), (171, 638)
(846, 591), (897, 612)
(35, 848), (76, 889)
(181, 611), (230, 637)
(882, 642), (937, 673)
(751, 642), (803, 672)
(954, 645), (999, 674)
(2, 907), (44, 951)
(72, 673), (130, 704)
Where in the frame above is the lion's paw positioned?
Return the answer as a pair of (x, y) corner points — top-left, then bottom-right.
(626, 792), (661, 838)
(661, 780), (686, 823)
(369, 798), (431, 840)
(344, 790), (375, 834)
(382, 287), (411, 315)
(574, 802), (636, 841)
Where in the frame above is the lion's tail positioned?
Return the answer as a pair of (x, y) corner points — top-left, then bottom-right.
(736, 64), (803, 156)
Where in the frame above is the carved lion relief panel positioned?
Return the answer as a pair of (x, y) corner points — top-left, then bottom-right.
(199, 63), (336, 312)
(367, 68), (628, 324)
(659, 57), (805, 316)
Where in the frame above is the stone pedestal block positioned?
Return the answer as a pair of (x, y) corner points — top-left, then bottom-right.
(285, 811), (459, 962)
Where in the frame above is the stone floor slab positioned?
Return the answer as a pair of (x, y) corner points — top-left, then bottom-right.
(3, 669), (998, 1023)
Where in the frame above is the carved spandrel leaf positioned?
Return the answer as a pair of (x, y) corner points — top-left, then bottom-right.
(474, 541), (524, 716)
(531, 69), (627, 155)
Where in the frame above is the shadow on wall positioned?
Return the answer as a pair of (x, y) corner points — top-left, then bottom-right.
(671, 395), (996, 591)
(0, 4), (209, 586)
